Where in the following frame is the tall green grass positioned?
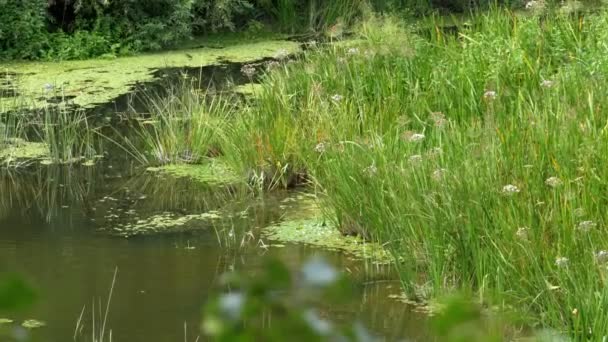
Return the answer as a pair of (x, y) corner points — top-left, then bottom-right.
(217, 7), (608, 339)
(1, 105), (98, 166)
(120, 84), (233, 165)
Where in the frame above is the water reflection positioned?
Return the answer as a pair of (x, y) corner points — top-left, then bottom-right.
(0, 162), (425, 342)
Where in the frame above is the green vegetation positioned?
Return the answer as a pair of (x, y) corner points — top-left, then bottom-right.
(190, 5), (608, 339)
(0, 0), (365, 61)
(0, 106), (98, 166)
(1, 38), (300, 111)
(3, 0), (582, 62)
(5, 0), (608, 340)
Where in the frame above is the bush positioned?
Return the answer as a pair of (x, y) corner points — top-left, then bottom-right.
(0, 0), (49, 60)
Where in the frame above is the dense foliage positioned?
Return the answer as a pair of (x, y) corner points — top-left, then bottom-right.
(0, 0), (554, 61)
(1, 0), (360, 60)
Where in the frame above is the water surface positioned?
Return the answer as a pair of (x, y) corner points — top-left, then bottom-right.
(0, 164), (428, 342)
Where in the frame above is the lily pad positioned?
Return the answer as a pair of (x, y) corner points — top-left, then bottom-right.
(21, 319), (46, 329)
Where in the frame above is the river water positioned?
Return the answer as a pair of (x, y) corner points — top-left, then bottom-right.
(0, 62), (429, 341)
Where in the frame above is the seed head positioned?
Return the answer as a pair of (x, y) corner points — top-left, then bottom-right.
(502, 184), (520, 195)
(516, 227), (530, 240)
(430, 112), (447, 127)
(545, 176), (562, 188)
(573, 208), (586, 217)
(409, 154), (423, 164)
(331, 94), (343, 102)
(596, 250), (608, 264)
(540, 79), (554, 88)
(555, 257), (569, 268)
(432, 168), (447, 181)
(363, 163), (378, 177)
(265, 60), (280, 70)
(241, 64), (256, 78)
(408, 133), (425, 143)
(577, 220), (597, 233)
(314, 142), (327, 153)
(483, 90), (497, 100)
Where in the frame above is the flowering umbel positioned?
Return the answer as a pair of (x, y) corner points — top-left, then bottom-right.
(502, 184), (520, 195)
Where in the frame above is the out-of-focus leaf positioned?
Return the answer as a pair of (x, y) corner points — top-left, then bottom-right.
(0, 275), (37, 311)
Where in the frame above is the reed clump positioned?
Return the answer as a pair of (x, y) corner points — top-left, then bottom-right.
(215, 8), (608, 339)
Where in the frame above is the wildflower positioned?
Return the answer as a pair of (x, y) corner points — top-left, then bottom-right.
(540, 79), (555, 88)
(596, 250), (608, 264)
(363, 162), (378, 177)
(409, 154), (423, 164)
(555, 257), (569, 268)
(432, 168), (447, 181)
(274, 49), (290, 60)
(346, 47), (359, 55)
(240, 64), (256, 78)
(430, 112), (447, 127)
(408, 133), (425, 143)
(502, 184), (520, 195)
(314, 142), (327, 153)
(545, 176), (562, 188)
(516, 227), (530, 240)
(483, 90), (497, 100)
(331, 94), (343, 102)
(577, 220), (597, 233)
(572, 308), (578, 316)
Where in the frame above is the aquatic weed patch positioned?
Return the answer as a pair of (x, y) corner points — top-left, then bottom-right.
(146, 160), (241, 186)
(263, 218), (392, 263)
(1, 39), (301, 112)
(106, 211), (223, 237)
(0, 138), (49, 165)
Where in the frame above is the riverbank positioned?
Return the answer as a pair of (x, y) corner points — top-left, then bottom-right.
(193, 7), (607, 339)
(3, 2), (608, 340)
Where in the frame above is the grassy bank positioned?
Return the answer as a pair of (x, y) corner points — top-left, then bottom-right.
(199, 7), (608, 339)
(5, 2), (608, 338)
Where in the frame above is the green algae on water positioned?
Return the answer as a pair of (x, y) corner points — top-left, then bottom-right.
(108, 211), (223, 237)
(0, 318), (13, 324)
(146, 159), (241, 186)
(1, 38), (301, 112)
(0, 138), (49, 164)
(263, 218), (392, 263)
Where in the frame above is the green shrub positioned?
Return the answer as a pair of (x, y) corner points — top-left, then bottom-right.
(0, 0), (49, 59)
